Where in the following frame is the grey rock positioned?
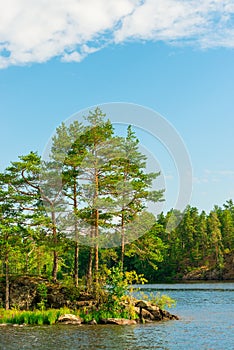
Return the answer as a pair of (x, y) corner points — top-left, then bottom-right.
(57, 314), (83, 325)
(88, 319), (97, 325)
(100, 318), (137, 325)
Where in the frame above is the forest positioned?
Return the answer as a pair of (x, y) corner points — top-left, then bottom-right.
(0, 108), (234, 307)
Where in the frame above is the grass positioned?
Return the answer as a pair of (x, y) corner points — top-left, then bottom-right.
(0, 308), (71, 325)
(78, 305), (138, 324)
(0, 306), (137, 325)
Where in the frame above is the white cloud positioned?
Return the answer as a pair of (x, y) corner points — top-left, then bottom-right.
(205, 169), (234, 176)
(62, 51), (83, 63)
(0, 0), (234, 68)
(61, 45), (101, 63)
(115, 0), (234, 46)
(115, 0), (205, 42)
(194, 169), (234, 184)
(193, 176), (209, 184)
(0, 0), (139, 68)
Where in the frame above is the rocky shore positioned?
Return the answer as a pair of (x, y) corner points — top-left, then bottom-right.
(182, 262), (234, 281)
(0, 276), (179, 325)
(56, 299), (179, 326)
(0, 301), (178, 327)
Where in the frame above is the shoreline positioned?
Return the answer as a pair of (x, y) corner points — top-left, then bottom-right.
(0, 302), (179, 327)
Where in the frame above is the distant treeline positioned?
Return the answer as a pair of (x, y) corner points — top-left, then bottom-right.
(137, 201), (234, 281)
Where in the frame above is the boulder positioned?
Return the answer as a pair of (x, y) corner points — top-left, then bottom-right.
(100, 318), (137, 325)
(87, 319), (97, 325)
(75, 300), (95, 308)
(57, 314), (83, 325)
(135, 300), (149, 308)
(135, 300), (161, 320)
(7, 277), (39, 310)
(135, 299), (179, 322)
(146, 306), (162, 321)
(78, 292), (94, 301)
(141, 308), (157, 321)
(161, 310), (179, 320)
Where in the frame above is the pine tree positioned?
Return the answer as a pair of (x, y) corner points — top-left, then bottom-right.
(5, 152), (63, 282)
(222, 200), (234, 251)
(0, 174), (24, 309)
(207, 211), (224, 268)
(50, 121), (85, 286)
(111, 126), (164, 268)
(76, 108), (114, 286)
(197, 210), (208, 263)
(220, 208), (233, 251)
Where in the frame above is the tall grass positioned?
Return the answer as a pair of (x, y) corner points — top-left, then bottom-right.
(0, 308), (67, 325)
(0, 306), (136, 325)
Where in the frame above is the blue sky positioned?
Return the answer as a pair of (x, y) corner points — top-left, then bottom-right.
(0, 0), (234, 213)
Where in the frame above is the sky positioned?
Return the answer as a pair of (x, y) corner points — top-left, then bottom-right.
(0, 0), (234, 213)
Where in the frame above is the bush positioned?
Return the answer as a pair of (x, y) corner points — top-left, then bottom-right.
(37, 283), (48, 310)
(139, 291), (176, 310)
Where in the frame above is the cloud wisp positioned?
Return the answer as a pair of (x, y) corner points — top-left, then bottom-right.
(0, 0), (234, 68)
(193, 169), (234, 184)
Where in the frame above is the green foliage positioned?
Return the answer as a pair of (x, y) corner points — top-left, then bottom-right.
(61, 278), (81, 301)
(1, 107), (234, 302)
(79, 307), (136, 324)
(0, 308), (61, 325)
(139, 291), (176, 310)
(154, 201), (234, 281)
(106, 265), (128, 301)
(103, 265), (147, 319)
(37, 283), (47, 310)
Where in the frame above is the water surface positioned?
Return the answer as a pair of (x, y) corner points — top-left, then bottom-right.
(0, 283), (233, 350)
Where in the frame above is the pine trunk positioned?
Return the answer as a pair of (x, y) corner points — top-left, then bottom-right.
(94, 209), (99, 283)
(94, 162), (99, 283)
(87, 246), (93, 290)
(74, 241), (79, 287)
(52, 250), (58, 282)
(51, 210), (58, 282)
(121, 212), (125, 270)
(5, 250), (9, 310)
(73, 180), (79, 287)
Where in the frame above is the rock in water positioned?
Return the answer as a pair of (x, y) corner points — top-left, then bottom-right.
(100, 318), (137, 325)
(135, 299), (179, 322)
(57, 314), (83, 325)
(88, 319), (97, 325)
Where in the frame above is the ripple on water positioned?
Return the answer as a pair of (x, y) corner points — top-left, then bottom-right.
(0, 283), (233, 350)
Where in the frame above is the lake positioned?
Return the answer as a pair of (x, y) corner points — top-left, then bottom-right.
(0, 283), (233, 350)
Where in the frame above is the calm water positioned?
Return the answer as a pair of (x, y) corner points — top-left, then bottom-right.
(0, 283), (233, 350)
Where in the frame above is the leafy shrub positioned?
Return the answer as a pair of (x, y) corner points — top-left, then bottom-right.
(139, 291), (176, 310)
(37, 283), (48, 310)
(102, 265), (147, 319)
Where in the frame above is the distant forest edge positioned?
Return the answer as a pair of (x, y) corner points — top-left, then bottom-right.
(0, 108), (233, 289)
